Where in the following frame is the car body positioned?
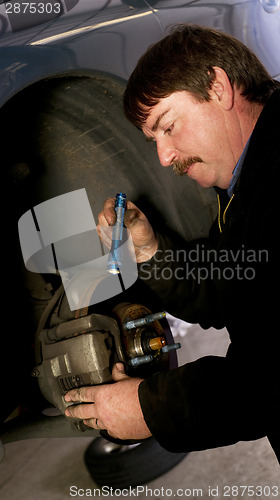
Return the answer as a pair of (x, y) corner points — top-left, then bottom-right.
(1, 0), (279, 235)
(0, 0), (279, 106)
(1, 0), (280, 445)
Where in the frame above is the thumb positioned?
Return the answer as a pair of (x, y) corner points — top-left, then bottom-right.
(112, 363), (131, 382)
(123, 209), (139, 229)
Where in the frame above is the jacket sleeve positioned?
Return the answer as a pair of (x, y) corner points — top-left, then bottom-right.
(137, 231), (226, 329)
(137, 225), (278, 454)
(138, 356), (267, 453)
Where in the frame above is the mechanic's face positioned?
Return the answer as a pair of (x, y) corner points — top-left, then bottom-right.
(142, 90), (239, 189)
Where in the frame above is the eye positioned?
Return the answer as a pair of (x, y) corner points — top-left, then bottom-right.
(164, 123), (174, 135)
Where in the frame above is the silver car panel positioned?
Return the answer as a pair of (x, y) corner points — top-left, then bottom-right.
(0, 0), (279, 109)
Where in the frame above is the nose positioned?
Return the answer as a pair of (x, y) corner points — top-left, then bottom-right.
(156, 140), (176, 167)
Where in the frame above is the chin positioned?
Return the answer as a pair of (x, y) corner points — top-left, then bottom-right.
(192, 177), (216, 189)
(187, 165), (216, 189)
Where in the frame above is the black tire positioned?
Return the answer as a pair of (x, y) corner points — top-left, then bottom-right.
(3, 74), (216, 240)
(84, 436), (188, 489)
(1, 74), (216, 428)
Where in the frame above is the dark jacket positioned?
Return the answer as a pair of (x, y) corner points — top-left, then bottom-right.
(138, 88), (280, 463)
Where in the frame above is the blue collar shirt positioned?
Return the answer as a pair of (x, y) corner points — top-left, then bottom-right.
(227, 137), (251, 198)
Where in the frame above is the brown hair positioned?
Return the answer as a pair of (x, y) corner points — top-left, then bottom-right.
(123, 24), (277, 128)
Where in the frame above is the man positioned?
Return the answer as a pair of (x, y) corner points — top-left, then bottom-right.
(65, 25), (280, 462)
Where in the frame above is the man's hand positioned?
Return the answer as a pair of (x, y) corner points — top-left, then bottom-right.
(64, 363), (152, 440)
(97, 198), (158, 263)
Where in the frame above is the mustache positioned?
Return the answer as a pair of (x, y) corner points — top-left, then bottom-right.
(172, 157), (203, 176)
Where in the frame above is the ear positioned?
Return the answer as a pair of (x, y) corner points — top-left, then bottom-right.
(209, 66), (234, 111)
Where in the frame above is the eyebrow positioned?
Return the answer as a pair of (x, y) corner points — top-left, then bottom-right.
(152, 109), (170, 132)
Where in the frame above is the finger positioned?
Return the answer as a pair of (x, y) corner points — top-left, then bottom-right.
(103, 198), (117, 226)
(83, 418), (106, 430)
(98, 199), (138, 226)
(97, 224), (113, 250)
(107, 431), (118, 439)
(112, 363), (131, 382)
(65, 403), (95, 420)
(126, 200), (139, 210)
(123, 208), (139, 229)
(65, 386), (95, 402)
(97, 212), (110, 227)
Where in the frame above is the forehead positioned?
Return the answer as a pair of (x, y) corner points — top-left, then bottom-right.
(142, 91), (191, 134)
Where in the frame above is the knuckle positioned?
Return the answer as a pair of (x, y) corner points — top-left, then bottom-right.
(68, 389), (78, 401)
(84, 386), (94, 401)
(69, 403), (94, 419)
(104, 197), (115, 209)
(83, 404), (95, 419)
(66, 404), (77, 417)
(77, 387), (84, 401)
(83, 419), (95, 429)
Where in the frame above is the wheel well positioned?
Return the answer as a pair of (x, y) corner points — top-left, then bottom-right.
(1, 73), (217, 421)
(2, 73), (217, 236)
